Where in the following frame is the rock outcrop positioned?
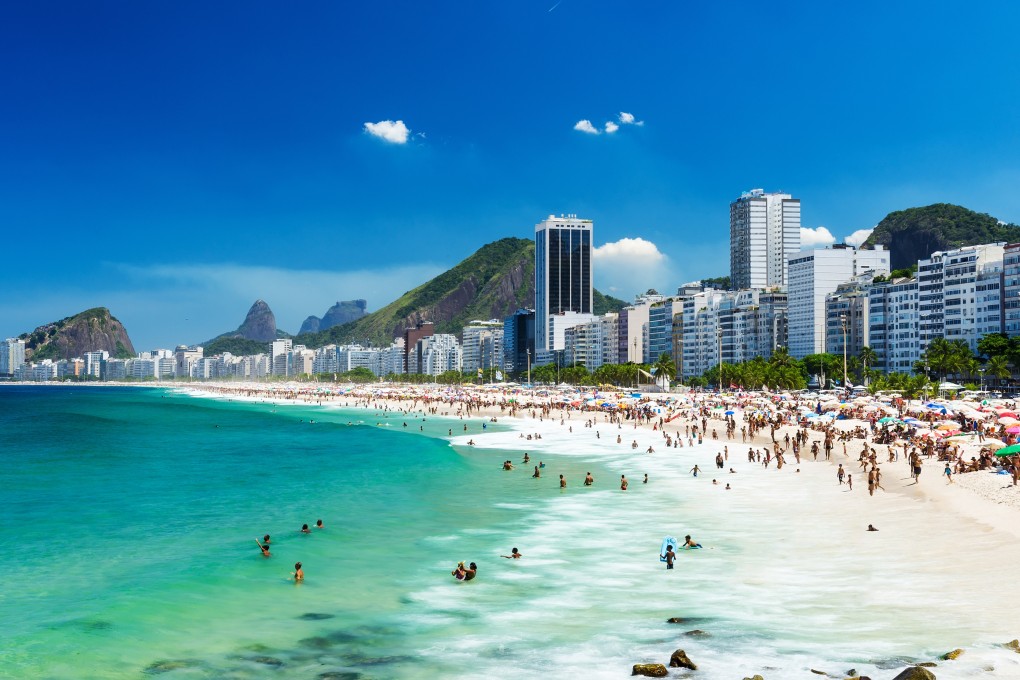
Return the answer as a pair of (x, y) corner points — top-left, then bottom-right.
(669, 649), (697, 670)
(939, 649), (963, 661)
(891, 667), (936, 680)
(236, 300), (278, 342)
(631, 663), (668, 678)
(21, 308), (136, 361)
(298, 299), (368, 334)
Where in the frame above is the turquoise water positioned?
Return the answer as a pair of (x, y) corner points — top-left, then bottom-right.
(3, 386), (1020, 679)
(0, 386), (534, 678)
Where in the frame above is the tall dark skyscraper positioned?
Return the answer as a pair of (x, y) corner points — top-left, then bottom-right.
(534, 215), (593, 354)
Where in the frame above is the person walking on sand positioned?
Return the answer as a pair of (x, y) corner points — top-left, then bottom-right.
(837, 464), (845, 484)
(847, 474), (853, 490)
(944, 462), (953, 484)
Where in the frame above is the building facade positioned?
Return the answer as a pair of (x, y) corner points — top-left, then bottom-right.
(729, 188), (801, 290)
(787, 245), (889, 358)
(535, 215), (593, 355)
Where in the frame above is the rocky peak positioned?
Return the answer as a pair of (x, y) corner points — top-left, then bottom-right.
(236, 300), (277, 342)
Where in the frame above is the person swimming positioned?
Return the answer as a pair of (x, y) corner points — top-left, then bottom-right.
(256, 538), (271, 557)
(464, 562), (477, 581)
(683, 535), (702, 549)
(301, 524), (311, 534)
(501, 548), (523, 559)
(315, 519), (324, 529)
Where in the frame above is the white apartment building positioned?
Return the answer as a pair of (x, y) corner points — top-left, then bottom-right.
(787, 245), (889, 358)
(563, 313), (619, 371)
(271, 339), (292, 376)
(174, 345), (202, 379)
(1003, 243), (1020, 337)
(678, 288), (788, 380)
(618, 291), (666, 364)
(409, 334), (461, 376)
(729, 188), (801, 290)
(868, 277), (920, 373)
(0, 337), (26, 376)
(461, 321), (504, 372)
(917, 244), (1005, 355)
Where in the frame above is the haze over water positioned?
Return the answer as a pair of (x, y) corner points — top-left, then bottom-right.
(2, 386), (1019, 679)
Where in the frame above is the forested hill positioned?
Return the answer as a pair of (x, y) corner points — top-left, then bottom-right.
(863, 203), (1020, 270)
(294, 237), (629, 349)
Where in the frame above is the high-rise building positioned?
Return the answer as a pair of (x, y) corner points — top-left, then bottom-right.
(461, 320), (504, 373)
(502, 309), (535, 374)
(729, 189), (801, 290)
(787, 245), (889, 358)
(535, 215), (593, 356)
(0, 338), (26, 377)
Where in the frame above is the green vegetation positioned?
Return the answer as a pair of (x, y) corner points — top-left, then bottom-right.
(203, 337), (271, 357)
(593, 289), (627, 315)
(700, 276), (731, 290)
(863, 203), (1020, 270)
(872, 264), (917, 283)
(294, 237), (537, 348)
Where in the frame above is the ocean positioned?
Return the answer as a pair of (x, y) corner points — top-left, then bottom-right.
(2, 385), (1019, 679)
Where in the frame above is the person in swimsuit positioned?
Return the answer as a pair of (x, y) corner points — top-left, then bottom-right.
(584, 472), (594, 486)
(501, 548), (523, 559)
(663, 544), (676, 570)
(452, 562), (466, 580)
(256, 538), (271, 557)
(293, 562), (304, 581)
(315, 519), (324, 529)
(464, 562), (477, 581)
(559, 474), (566, 488)
(621, 475), (629, 490)
(533, 465), (541, 478)
(301, 524), (311, 534)
(683, 535), (702, 549)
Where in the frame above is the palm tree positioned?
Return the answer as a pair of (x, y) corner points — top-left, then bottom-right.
(859, 346), (878, 382)
(652, 353), (676, 389)
(986, 355), (1011, 388)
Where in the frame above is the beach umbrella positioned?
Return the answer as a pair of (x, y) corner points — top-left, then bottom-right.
(999, 411), (1018, 418)
(994, 444), (1020, 456)
(997, 416), (1018, 425)
(1007, 426), (1020, 434)
(936, 423), (959, 430)
(983, 439), (1007, 450)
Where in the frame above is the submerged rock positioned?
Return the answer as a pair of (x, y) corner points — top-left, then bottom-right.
(318, 673), (362, 680)
(144, 659), (202, 674)
(632, 663), (668, 677)
(891, 667), (936, 680)
(666, 617), (685, 624)
(251, 656), (284, 666)
(1005, 639), (1020, 652)
(743, 676), (765, 680)
(683, 629), (710, 637)
(298, 636), (335, 649)
(917, 662), (937, 667)
(669, 649), (697, 670)
(298, 612), (336, 621)
(940, 649), (964, 661)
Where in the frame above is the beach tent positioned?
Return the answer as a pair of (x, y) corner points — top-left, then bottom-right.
(939, 382), (964, 391)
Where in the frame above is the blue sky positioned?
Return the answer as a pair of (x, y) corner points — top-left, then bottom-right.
(3, 1), (1020, 349)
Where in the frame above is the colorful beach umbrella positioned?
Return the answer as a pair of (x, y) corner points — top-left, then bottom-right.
(994, 444), (1020, 456)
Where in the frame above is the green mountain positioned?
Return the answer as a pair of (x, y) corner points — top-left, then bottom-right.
(863, 203), (1020, 270)
(295, 237), (537, 347)
(19, 308), (135, 361)
(593, 289), (627, 315)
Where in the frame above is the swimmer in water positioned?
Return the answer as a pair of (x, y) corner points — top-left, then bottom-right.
(256, 538), (271, 557)
(301, 524), (311, 534)
(315, 519), (324, 529)
(584, 471), (594, 486)
(293, 562), (304, 581)
(452, 562), (466, 580)
(559, 474), (566, 488)
(464, 562), (478, 581)
(621, 475), (629, 490)
(501, 548), (523, 559)
(683, 534), (702, 549)
(867, 524), (879, 531)
(643, 473), (649, 484)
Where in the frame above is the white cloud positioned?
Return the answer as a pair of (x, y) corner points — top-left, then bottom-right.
(604, 121), (619, 134)
(593, 237), (669, 298)
(364, 119), (411, 144)
(800, 226), (836, 248)
(844, 228), (875, 247)
(574, 119), (600, 134)
(618, 111), (644, 126)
